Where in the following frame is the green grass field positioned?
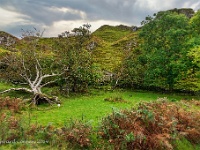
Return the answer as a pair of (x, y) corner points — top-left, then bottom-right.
(0, 82), (200, 149)
(0, 82), (198, 127)
(32, 90), (200, 126)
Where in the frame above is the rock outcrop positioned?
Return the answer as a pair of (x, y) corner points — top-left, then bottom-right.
(158, 8), (195, 18)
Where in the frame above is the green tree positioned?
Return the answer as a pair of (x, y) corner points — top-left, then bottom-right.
(115, 48), (146, 89)
(190, 10), (200, 35)
(176, 10), (200, 92)
(187, 46), (200, 90)
(54, 24), (98, 93)
(181, 35), (200, 92)
(140, 12), (190, 91)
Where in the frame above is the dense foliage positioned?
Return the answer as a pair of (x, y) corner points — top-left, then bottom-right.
(54, 24), (99, 93)
(117, 10), (200, 93)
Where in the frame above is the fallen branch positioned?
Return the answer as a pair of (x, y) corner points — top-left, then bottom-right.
(0, 88), (33, 94)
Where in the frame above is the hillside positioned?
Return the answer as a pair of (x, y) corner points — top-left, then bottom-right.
(90, 25), (140, 71)
(0, 31), (18, 39)
(0, 25), (139, 73)
(0, 31), (19, 49)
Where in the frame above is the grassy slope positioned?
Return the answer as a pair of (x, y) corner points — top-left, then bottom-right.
(0, 47), (9, 57)
(0, 47), (7, 52)
(91, 25), (139, 71)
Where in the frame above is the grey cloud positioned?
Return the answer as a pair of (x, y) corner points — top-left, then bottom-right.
(0, 0), (85, 25)
(1, 23), (42, 38)
(0, 0), (199, 37)
(0, 0), (156, 25)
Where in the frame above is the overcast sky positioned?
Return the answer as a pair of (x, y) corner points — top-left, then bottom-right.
(0, 0), (199, 37)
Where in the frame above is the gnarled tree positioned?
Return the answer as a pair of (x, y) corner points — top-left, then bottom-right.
(0, 29), (66, 105)
(0, 24), (97, 105)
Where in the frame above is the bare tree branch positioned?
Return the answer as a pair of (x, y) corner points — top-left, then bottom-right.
(0, 88), (33, 94)
(40, 80), (57, 88)
(35, 72), (63, 88)
(32, 64), (40, 86)
(42, 73), (63, 79)
(20, 56), (32, 85)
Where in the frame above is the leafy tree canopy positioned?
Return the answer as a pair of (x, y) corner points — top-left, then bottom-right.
(139, 12), (190, 91)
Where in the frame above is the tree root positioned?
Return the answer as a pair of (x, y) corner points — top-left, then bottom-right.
(32, 93), (60, 106)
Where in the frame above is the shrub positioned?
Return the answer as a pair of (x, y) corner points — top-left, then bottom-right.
(58, 120), (92, 149)
(100, 98), (200, 150)
(0, 112), (21, 142)
(0, 96), (25, 113)
(0, 97), (26, 143)
(104, 96), (128, 103)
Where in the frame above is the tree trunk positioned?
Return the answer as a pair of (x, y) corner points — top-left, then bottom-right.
(32, 93), (60, 105)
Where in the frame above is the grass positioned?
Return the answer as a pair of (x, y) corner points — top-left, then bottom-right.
(174, 138), (200, 150)
(0, 82), (200, 149)
(28, 90), (131, 127)
(92, 25), (132, 43)
(25, 88), (199, 127)
(0, 82), (199, 128)
(91, 25), (139, 71)
(0, 47), (10, 57)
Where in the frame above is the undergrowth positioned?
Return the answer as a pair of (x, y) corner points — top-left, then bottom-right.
(100, 98), (200, 150)
(104, 96), (128, 103)
(0, 96), (200, 149)
(0, 96), (25, 113)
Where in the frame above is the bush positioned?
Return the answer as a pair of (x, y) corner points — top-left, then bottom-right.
(100, 98), (200, 150)
(0, 97), (25, 113)
(104, 96), (127, 103)
(0, 112), (22, 142)
(59, 120), (92, 149)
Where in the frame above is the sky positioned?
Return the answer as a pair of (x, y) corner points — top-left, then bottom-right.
(0, 0), (200, 38)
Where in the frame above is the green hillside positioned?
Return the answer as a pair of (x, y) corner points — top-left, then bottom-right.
(0, 25), (140, 72)
(0, 47), (7, 52)
(0, 31), (18, 39)
(91, 25), (139, 71)
(92, 25), (133, 42)
(0, 47), (11, 58)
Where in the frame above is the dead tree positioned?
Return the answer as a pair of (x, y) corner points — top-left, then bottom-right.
(0, 29), (65, 105)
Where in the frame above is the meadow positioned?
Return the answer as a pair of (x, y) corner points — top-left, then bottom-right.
(0, 82), (200, 149)
(1, 82), (197, 127)
(30, 89), (198, 127)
